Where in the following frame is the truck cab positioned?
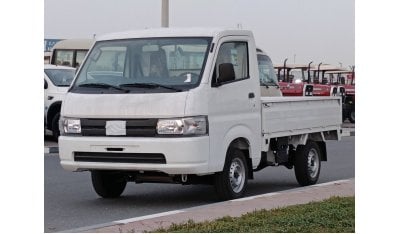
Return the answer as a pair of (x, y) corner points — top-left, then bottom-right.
(275, 62), (314, 97)
(50, 39), (94, 68)
(256, 49), (282, 97)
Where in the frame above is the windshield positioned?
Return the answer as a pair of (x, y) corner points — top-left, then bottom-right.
(44, 68), (75, 86)
(257, 54), (279, 86)
(71, 37), (211, 93)
(289, 70), (308, 83)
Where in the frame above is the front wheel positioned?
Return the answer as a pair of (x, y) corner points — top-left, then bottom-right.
(51, 112), (60, 141)
(294, 141), (321, 186)
(91, 171), (127, 198)
(214, 149), (248, 200)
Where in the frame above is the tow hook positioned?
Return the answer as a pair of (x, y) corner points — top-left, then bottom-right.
(181, 174), (188, 183)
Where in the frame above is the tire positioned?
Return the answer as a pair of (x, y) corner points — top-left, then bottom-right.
(91, 171), (127, 198)
(294, 141), (321, 186)
(342, 111), (347, 122)
(51, 112), (60, 141)
(349, 110), (355, 123)
(214, 148), (248, 200)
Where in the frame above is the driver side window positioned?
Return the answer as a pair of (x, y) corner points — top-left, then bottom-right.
(213, 41), (249, 84)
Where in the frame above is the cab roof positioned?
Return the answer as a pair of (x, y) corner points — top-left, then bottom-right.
(325, 70), (352, 74)
(52, 39), (94, 50)
(44, 64), (75, 70)
(274, 64), (314, 69)
(96, 27), (253, 41)
(309, 64), (342, 71)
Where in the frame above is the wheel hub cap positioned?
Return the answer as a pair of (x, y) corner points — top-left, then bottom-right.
(229, 159), (245, 193)
(307, 148), (319, 178)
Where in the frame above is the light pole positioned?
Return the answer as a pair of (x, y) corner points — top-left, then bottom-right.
(161, 0), (169, 27)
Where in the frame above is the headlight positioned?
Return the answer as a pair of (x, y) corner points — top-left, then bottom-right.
(60, 117), (81, 135)
(157, 116), (208, 136)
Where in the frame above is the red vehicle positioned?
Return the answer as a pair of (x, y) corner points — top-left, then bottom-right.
(275, 60), (314, 96)
(276, 60), (354, 123)
(309, 64), (346, 97)
(307, 64), (355, 123)
(325, 67), (355, 123)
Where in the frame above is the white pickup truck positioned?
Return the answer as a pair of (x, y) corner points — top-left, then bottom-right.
(59, 28), (342, 200)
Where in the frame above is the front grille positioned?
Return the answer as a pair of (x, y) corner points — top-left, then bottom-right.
(74, 152), (166, 164)
(80, 118), (158, 137)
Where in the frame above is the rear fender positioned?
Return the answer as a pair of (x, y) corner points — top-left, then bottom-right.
(288, 132), (325, 147)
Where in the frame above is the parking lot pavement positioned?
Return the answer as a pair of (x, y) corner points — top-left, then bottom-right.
(341, 122), (355, 137)
(44, 136), (58, 154)
(68, 178), (354, 233)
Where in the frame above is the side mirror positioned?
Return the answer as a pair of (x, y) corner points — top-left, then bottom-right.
(217, 63), (235, 83)
(44, 80), (48, 89)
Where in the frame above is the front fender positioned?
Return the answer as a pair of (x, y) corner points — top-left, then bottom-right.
(210, 124), (261, 172)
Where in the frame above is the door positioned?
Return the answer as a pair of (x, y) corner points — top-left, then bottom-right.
(208, 36), (261, 172)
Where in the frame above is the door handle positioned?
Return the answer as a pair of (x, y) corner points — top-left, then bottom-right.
(248, 92), (255, 99)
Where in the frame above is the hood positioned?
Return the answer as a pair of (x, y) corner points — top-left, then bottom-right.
(62, 92), (189, 118)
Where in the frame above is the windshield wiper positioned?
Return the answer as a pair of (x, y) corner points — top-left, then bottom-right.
(119, 83), (182, 92)
(78, 83), (130, 93)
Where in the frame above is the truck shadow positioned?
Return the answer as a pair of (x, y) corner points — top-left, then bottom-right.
(80, 180), (300, 207)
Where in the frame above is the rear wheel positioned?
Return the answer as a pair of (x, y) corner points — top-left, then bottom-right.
(214, 149), (248, 200)
(349, 110), (355, 123)
(294, 141), (321, 186)
(91, 171), (127, 198)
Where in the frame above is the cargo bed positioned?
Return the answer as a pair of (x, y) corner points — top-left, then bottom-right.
(261, 96), (342, 139)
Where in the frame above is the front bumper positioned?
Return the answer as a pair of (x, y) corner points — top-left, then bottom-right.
(59, 136), (210, 175)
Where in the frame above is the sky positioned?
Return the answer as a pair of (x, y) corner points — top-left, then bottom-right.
(44, 0), (355, 68)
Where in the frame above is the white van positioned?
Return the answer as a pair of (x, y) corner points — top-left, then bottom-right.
(50, 39), (94, 68)
(44, 64), (75, 139)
